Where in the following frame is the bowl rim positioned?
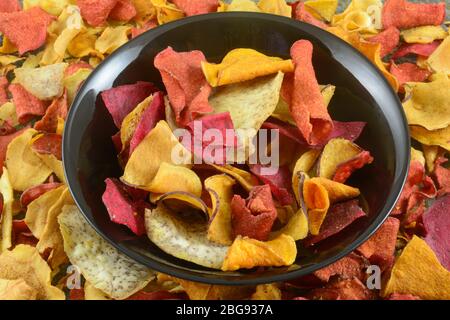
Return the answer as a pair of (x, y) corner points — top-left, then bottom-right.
(63, 11), (410, 285)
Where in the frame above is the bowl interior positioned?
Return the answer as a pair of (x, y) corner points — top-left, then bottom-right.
(63, 12), (409, 285)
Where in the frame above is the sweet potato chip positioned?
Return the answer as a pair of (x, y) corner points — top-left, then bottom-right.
(95, 25), (131, 54)
(172, 0), (218, 16)
(333, 151), (374, 183)
(149, 162), (202, 197)
(0, 0), (20, 13)
(0, 129), (24, 171)
(382, 0), (445, 29)
(250, 164), (294, 206)
(367, 26), (400, 57)
(382, 236), (450, 299)
(0, 77), (8, 106)
(271, 207), (309, 241)
(304, 0), (338, 22)
(59, 205), (154, 299)
(30, 133), (62, 160)
(34, 90), (68, 133)
(0, 278), (38, 300)
(5, 129), (52, 191)
(313, 253), (366, 282)
(131, 0), (156, 25)
(109, 0), (137, 21)
(0, 168), (13, 252)
(150, 0), (184, 25)
(294, 2), (328, 29)
(9, 84), (47, 124)
(257, 0), (291, 17)
(392, 40), (440, 59)
(401, 26), (447, 44)
(410, 125), (450, 152)
(77, 0), (118, 26)
(210, 164), (259, 192)
(0, 7), (54, 55)
(145, 204), (229, 269)
(63, 67), (92, 104)
(390, 62), (431, 87)
(221, 234), (296, 271)
(226, 0), (261, 12)
(0, 244), (65, 300)
(155, 47), (212, 126)
(433, 156), (450, 196)
(427, 36), (450, 75)
(20, 182), (62, 208)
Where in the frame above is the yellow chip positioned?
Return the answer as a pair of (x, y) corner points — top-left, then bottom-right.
(210, 164), (259, 192)
(150, 0), (184, 25)
(227, 0), (261, 12)
(0, 102), (18, 127)
(271, 208), (309, 241)
(410, 125), (450, 152)
(292, 150), (321, 201)
(251, 284), (282, 300)
(63, 67), (92, 104)
(132, 0), (156, 25)
(318, 138), (363, 179)
(257, 0), (292, 17)
(95, 26), (131, 55)
(401, 26), (447, 44)
(84, 281), (111, 300)
(410, 147), (425, 167)
(427, 36), (450, 75)
(0, 37), (17, 55)
(0, 278), (38, 300)
(304, 0), (338, 22)
(0, 168), (13, 253)
(67, 29), (101, 58)
(422, 145), (439, 172)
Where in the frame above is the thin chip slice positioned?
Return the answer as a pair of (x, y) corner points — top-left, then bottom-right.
(271, 207), (309, 241)
(392, 40), (440, 59)
(427, 36), (450, 75)
(389, 62), (431, 88)
(210, 164), (259, 192)
(150, 0), (184, 25)
(401, 26), (447, 44)
(257, 0), (291, 17)
(250, 165), (294, 206)
(171, 0), (218, 16)
(0, 278), (37, 300)
(20, 182), (62, 207)
(109, 0), (137, 21)
(34, 90), (69, 133)
(77, 0), (118, 27)
(382, 0), (445, 29)
(9, 84), (47, 124)
(332, 151), (374, 183)
(64, 67), (92, 104)
(410, 125), (450, 152)
(367, 26), (400, 57)
(95, 25), (131, 55)
(304, 0), (338, 22)
(294, 2), (328, 29)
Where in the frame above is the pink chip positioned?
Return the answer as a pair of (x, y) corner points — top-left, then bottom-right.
(109, 0), (137, 21)
(294, 2), (327, 29)
(0, 0), (20, 13)
(77, 0), (118, 27)
(382, 0), (445, 29)
(389, 62), (431, 87)
(392, 41), (441, 59)
(171, 0), (218, 16)
(327, 121), (366, 144)
(65, 61), (93, 77)
(9, 84), (47, 124)
(367, 26), (400, 58)
(131, 20), (157, 39)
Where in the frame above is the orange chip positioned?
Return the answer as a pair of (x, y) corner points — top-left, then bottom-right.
(77, 0), (118, 27)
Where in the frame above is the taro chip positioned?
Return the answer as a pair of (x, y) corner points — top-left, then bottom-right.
(294, 2), (328, 29)
(333, 150), (374, 183)
(210, 164), (259, 192)
(304, 199), (366, 247)
(101, 81), (157, 128)
(59, 205), (155, 299)
(0, 7), (54, 55)
(145, 204), (229, 269)
(249, 164), (294, 205)
(382, 235), (450, 299)
(288, 40), (333, 145)
(313, 253), (366, 282)
(154, 47), (212, 126)
(9, 84), (47, 124)
(401, 26), (447, 44)
(304, 0), (338, 22)
(95, 25), (131, 55)
(0, 278), (37, 300)
(221, 234), (297, 271)
(389, 62), (431, 88)
(20, 182), (62, 208)
(382, 0), (445, 29)
(423, 195), (450, 271)
(30, 133), (62, 160)
(392, 41), (441, 59)
(231, 185), (278, 241)
(0, 168), (13, 252)
(0, 0), (20, 13)
(77, 0), (118, 26)
(109, 0), (137, 21)
(427, 36), (450, 75)
(102, 178), (147, 235)
(0, 245), (65, 299)
(433, 157), (450, 196)
(34, 90), (69, 133)
(5, 129), (52, 191)
(172, 0), (218, 16)
(367, 26), (400, 58)
(410, 125), (450, 152)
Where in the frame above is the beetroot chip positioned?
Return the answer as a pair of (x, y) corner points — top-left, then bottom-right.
(367, 26), (400, 58)
(0, 76), (8, 105)
(9, 84), (47, 124)
(261, 121), (305, 145)
(20, 182), (62, 208)
(129, 91), (165, 155)
(423, 195), (450, 271)
(12, 220), (38, 247)
(65, 61), (92, 77)
(388, 293), (421, 300)
(382, 0), (445, 29)
(294, 2), (327, 29)
(249, 164), (294, 206)
(231, 185), (278, 241)
(31, 133), (63, 160)
(69, 288), (85, 300)
(333, 150), (374, 183)
(131, 20), (157, 39)
(111, 132), (122, 153)
(154, 47), (213, 126)
(389, 62), (431, 88)
(0, 128), (26, 172)
(328, 121), (366, 143)
(304, 199), (366, 247)
(77, 0), (118, 27)
(0, 0), (20, 13)
(100, 81), (157, 128)
(172, 0), (218, 16)
(0, 7), (54, 55)
(34, 90), (68, 133)
(357, 217), (400, 270)
(433, 157), (450, 196)
(313, 253), (367, 282)
(102, 178), (148, 236)
(392, 41), (440, 59)
(109, 0), (137, 21)
(309, 278), (373, 300)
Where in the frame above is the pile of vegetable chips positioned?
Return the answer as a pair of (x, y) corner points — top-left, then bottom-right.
(0, 0), (448, 300)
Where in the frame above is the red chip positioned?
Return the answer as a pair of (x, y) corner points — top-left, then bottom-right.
(367, 26), (400, 58)
(433, 157), (450, 196)
(231, 185), (278, 241)
(126, 290), (188, 300)
(129, 91), (165, 156)
(313, 253), (367, 282)
(77, 0), (118, 27)
(382, 0), (445, 29)
(109, 0), (137, 21)
(34, 90), (68, 133)
(308, 277), (373, 300)
(261, 121), (306, 145)
(0, 76), (8, 105)
(304, 199), (366, 247)
(423, 195), (450, 271)
(0, 7), (54, 55)
(20, 182), (62, 207)
(0, 0), (21, 13)
(249, 164), (295, 206)
(392, 40), (440, 59)
(294, 2), (327, 29)
(287, 40), (333, 145)
(0, 122), (16, 136)
(131, 20), (157, 39)
(388, 293), (421, 300)
(31, 133), (63, 160)
(327, 121), (366, 144)
(12, 219), (38, 247)
(333, 150), (374, 183)
(154, 47), (213, 127)
(9, 84), (47, 124)
(389, 62), (431, 88)
(64, 61), (92, 77)
(171, 0), (218, 16)
(357, 217), (400, 271)
(101, 81), (158, 128)
(69, 288), (85, 300)
(102, 178), (148, 236)
(0, 128), (26, 172)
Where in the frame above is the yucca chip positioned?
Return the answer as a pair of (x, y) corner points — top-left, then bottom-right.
(0, 168), (13, 252)
(59, 205), (155, 300)
(0, 278), (38, 300)
(95, 25), (131, 55)
(221, 234), (296, 271)
(427, 36), (450, 75)
(257, 0), (291, 17)
(148, 162), (202, 196)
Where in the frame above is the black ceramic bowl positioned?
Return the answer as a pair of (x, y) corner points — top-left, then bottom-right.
(63, 12), (410, 285)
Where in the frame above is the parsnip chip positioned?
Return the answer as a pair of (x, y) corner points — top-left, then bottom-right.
(0, 278), (38, 300)
(221, 234), (296, 271)
(122, 120), (191, 190)
(427, 36), (450, 75)
(202, 49), (293, 87)
(5, 129), (52, 191)
(382, 236), (450, 300)
(210, 164), (259, 192)
(145, 205), (229, 269)
(257, 0), (291, 17)
(58, 205), (155, 300)
(0, 168), (13, 252)
(410, 125), (450, 152)
(304, 0), (338, 21)
(0, 244), (64, 300)
(226, 0), (261, 12)
(95, 25), (131, 55)
(150, 0), (184, 25)
(401, 26), (447, 44)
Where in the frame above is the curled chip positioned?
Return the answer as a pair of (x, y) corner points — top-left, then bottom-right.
(294, 2), (328, 29)
(201, 48), (293, 88)
(150, 0), (184, 25)
(210, 164), (259, 192)
(231, 185), (278, 241)
(288, 40), (333, 145)
(95, 25), (131, 54)
(257, 0), (292, 17)
(154, 191), (209, 215)
(401, 26), (447, 44)
(77, 0), (118, 26)
(250, 164), (294, 206)
(0, 7), (54, 55)
(34, 90), (69, 133)
(382, 0), (445, 29)
(145, 204), (229, 269)
(304, 0), (338, 22)
(221, 234), (297, 271)
(433, 157), (450, 196)
(0, 278), (37, 300)
(0, 168), (13, 252)
(101, 81), (157, 128)
(389, 62), (431, 88)
(392, 40), (440, 59)
(109, 0), (137, 21)
(9, 84), (47, 124)
(59, 205), (155, 299)
(313, 253), (367, 282)
(0, 245), (65, 300)
(102, 178), (148, 236)
(427, 36), (450, 75)
(20, 182), (62, 208)
(382, 236), (450, 300)
(333, 151), (374, 183)
(172, 0), (218, 16)
(367, 26), (400, 57)
(271, 207), (309, 241)
(154, 47), (212, 126)
(410, 125), (450, 152)
(30, 133), (63, 160)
